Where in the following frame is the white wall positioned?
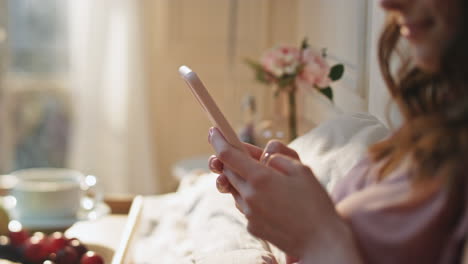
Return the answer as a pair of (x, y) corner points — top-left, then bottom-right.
(298, 0), (402, 128)
(367, 1), (402, 127)
(297, 0), (369, 124)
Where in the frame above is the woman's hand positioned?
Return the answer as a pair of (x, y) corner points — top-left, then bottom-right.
(209, 142), (263, 193)
(208, 138), (300, 193)
(208, 127), (362, 263)
(209, 135), (301, 264)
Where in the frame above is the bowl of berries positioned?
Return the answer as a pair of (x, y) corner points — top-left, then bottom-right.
(0, 223), (111, 264)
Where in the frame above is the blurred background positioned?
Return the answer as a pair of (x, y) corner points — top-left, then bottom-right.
(0, 0), (388, 195)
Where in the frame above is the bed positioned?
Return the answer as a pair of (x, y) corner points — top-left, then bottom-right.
(68, 112), (390, 263)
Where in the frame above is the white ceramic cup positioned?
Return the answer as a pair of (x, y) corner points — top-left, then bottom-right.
(9, 168), (100, 221)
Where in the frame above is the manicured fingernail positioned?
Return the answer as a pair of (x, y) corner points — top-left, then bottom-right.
(208, 127), (214, 143)
(208, 155), (215, 168)
(260, 152), (271, 164)
(208, 156), (220, 173)
(216, 176), (231, 193)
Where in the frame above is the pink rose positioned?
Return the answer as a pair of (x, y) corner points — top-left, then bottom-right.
(261, 45), (300, 78)
(297, 48), (331, 89)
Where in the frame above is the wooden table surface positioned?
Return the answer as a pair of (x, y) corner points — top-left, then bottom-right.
(65, 195), (135, 251)
(104, 194), (135, 215)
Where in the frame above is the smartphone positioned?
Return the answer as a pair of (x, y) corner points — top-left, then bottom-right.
(178, 65), (247, 153)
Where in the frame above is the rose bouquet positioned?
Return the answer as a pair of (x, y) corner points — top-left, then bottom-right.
(246, 39), (344, 140)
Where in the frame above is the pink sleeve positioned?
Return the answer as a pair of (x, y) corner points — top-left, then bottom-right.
(332, 159), (467, 264)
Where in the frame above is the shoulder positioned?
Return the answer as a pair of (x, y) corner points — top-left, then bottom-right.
(331, 156), (377, 203)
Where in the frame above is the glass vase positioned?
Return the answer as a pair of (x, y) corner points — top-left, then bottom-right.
(253, 85), (315, 147)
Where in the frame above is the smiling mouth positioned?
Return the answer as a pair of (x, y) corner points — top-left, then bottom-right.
(399, 19), (434, 41)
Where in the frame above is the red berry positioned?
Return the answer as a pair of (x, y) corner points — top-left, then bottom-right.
(8, 229), (29, 247)
(34, 232), (52, 256)
(68, 238), (88, 258)
(50, 246), (79, 264)
(32, 232), (49, 245)
(48, 232), (68, 253)
(32, 232), (46, 240)
(48, 252), (58, 262)
(23, 236), (49, 263)
(80, 251), (104, 264)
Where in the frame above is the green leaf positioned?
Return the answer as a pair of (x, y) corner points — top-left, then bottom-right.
(329, 64), (345, 81)
(244, 58), (270, 85)
(255, 69), (269, 84)
(244, 58), (263, 71)
(319, 87), (334, 102)
(278, 74), (295, 88)
(301, 38), (309, 50)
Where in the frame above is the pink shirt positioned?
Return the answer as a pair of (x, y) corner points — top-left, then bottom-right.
(332, 157), (468, 264)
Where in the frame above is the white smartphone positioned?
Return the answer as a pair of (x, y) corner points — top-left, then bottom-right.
(178, 65), (247, 153)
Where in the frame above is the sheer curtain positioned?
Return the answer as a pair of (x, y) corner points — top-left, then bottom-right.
(67, 0), (156, 194)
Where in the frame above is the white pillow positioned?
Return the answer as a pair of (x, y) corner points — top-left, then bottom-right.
(288, 112), (390, 191)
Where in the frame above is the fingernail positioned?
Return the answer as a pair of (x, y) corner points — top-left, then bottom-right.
(208, 127), (214, 143)
(260, 152), (271, 164)
(216, 176), (231, 193)
(208, 156), (219, 172)
(208, 155), (215, 169)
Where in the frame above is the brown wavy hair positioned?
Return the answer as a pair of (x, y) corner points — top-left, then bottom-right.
(369, 2), (468, 187)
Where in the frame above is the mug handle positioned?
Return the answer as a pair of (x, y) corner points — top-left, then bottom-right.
(80, 175), (103, 212)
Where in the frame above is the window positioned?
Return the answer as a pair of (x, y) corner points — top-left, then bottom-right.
(0, 0), (71, 172)
(5, 0), (68, 76)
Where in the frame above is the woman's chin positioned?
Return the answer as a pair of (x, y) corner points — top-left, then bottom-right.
(411, 42), (446, 73)
(414, 54), (440, 74)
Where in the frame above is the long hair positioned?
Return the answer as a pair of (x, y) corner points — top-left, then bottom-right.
(369, 2), (468, 187)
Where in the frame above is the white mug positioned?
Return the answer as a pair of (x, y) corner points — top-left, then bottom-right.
(9, 168), (101, 222)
